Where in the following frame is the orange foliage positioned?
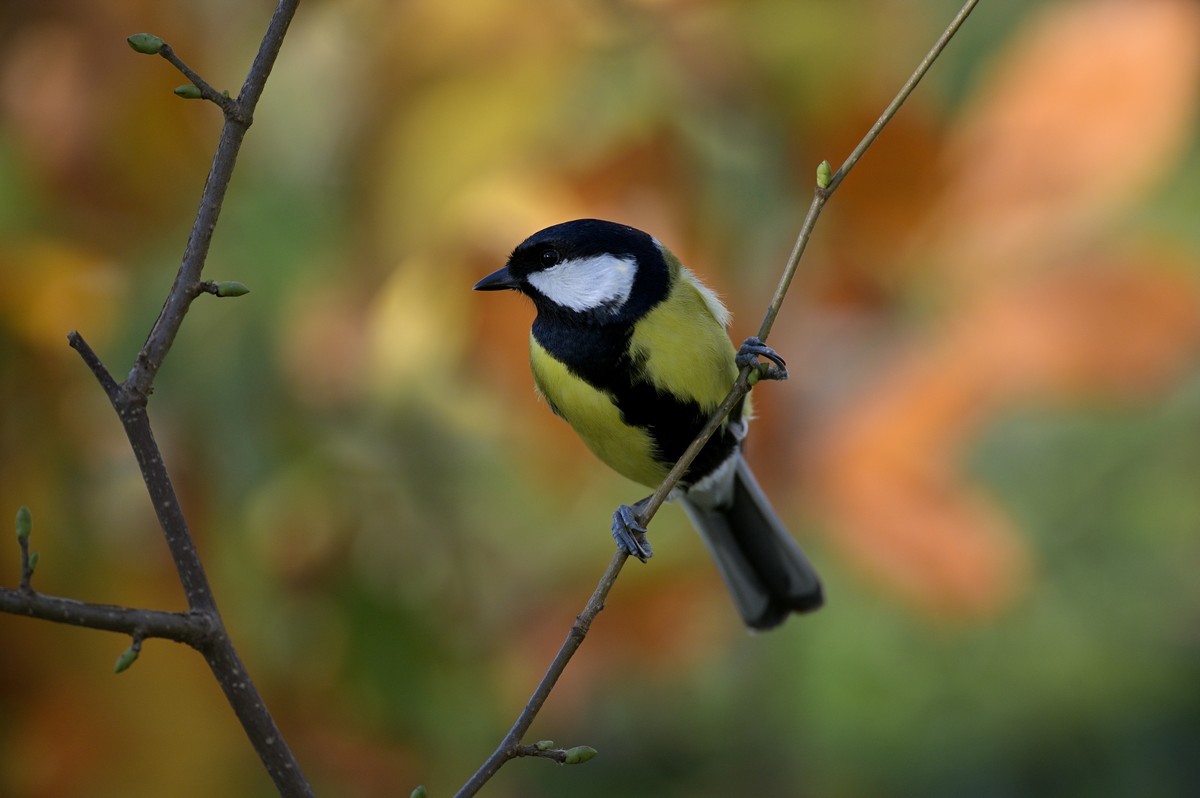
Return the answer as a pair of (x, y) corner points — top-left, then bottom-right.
(814, 0), (1200, 617)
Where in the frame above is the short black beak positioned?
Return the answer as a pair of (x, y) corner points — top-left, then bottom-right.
(473, 265), (520, 291)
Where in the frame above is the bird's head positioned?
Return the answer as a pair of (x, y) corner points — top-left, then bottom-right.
(474, 219), (671, 323)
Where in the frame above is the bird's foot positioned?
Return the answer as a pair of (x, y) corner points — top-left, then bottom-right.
(612, 502), (653, 562)
(736, 336), (788, 382)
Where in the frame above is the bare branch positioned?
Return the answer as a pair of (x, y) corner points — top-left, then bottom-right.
(455, 551), (626, 797)
(0, 588), (214, 644)
(4, 2), (313, 796)
(15, 507), (35, 592)
(66, 330), (121, 402)
(124, 0), (299, 402)
(755, 0), (982, 342)
(638, 0), (981, 532)
(158, 43), (238, 114)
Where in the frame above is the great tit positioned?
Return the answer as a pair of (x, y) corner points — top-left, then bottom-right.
(474, 219), (823, 629)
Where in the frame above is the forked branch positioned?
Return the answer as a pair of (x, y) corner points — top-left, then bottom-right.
(0, 2), (311, 795)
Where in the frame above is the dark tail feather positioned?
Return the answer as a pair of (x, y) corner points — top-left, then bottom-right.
(680, 458), (823, 630)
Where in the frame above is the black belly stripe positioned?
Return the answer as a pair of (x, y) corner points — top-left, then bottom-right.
(532, 317), (738, 485)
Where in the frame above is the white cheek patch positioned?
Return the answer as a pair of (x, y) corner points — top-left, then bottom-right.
(526, 254), (637, 313)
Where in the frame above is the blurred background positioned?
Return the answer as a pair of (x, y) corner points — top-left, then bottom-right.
(3, 0), (1199, 795)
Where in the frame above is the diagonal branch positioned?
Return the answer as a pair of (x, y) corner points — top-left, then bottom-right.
(753, 0), (981, 342)
(454, 551), (626, 798)
(638, 0), (982, 531)
(124, 1), (298, 402)
(84, 2), (309, 789)
(158, 43), (238, 113)
(454, 1), (981, 795)
(70, 330), (217, 613)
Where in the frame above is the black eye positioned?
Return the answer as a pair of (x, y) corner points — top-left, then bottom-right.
(541, 249), (561, 268)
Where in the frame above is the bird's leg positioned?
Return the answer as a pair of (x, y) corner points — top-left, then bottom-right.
(612, 495), (654, 562)
(736, 336), (788, 382)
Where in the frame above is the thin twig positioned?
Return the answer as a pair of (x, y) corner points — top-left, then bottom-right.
(70, 329), (219, 612)
(0, 588), (215, 644)
(124, 0), (298, 402)
(119, 1), (310, 788)
(455, 0), (981, 793)
(513, 746), (567, 763)
(67, 330), (121, 402)
(454, 551), (627, 798)
(755, 0), (981, 341)
(641, 0), (981, 529)
(158, 43), (237, 114)
(16, 534), (34, 593)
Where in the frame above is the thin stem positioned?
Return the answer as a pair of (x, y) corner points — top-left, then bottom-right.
(66, 330), (121, 402)
(757, 0), (980, 341)
(756, 190), (828, 344)
(70, 330), (218, 614)
(454, 551), (628, 798)
(16, 534), (34, 593)
(647, 0), (981, 527)
(125, 0), (300, 402)
(513, 745), (569, 763)
(237, 0), (300, 112)
(0, 588), (215, 644)
(159, 43), (237, 114)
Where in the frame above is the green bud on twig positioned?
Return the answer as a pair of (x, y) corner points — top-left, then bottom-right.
(114, 644), (140, 674)
(214, 281), (250, 298)
(15, 506), (31, 542)
(27, 551), (39, 574)
(126, 33), (165, 55)
(562, 746), (598, 765)
(816, 160), (833, 189)
(409, 786), (428, 798)
(173, 84), (203, 100)
(534, 740), (555, 751)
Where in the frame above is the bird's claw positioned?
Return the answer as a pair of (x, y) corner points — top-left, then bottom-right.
(612, 504), (653, 562)
(736, 336), (788, 382)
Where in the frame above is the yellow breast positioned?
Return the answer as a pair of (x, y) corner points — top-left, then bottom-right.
(529, 334), (668, 487)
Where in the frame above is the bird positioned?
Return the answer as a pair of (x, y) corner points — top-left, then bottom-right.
(474, 219), (823, 629)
